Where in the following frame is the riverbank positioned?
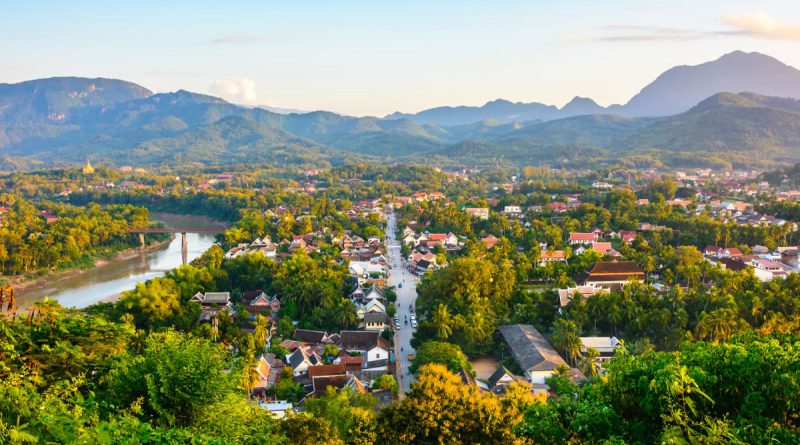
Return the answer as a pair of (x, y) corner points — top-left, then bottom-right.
(7, 235), (175, 293)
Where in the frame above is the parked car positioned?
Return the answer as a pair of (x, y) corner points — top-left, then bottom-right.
(407, 353), (415, 361)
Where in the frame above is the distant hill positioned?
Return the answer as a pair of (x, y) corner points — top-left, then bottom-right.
(387, 51), (800, 126)
(386, 99), (560, 126)
(0, 77), (152, 126)
(618, 92), (800, 159)
(623, 51), (800, 117)
(4, 65), (800, 170)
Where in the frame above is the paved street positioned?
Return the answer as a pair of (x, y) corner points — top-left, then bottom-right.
(385, 209), (419, 396)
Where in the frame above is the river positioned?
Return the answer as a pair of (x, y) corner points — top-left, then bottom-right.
(16, 213), (220, 308)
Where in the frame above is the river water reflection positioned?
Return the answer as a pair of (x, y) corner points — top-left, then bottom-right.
(17, 214), (219, 308)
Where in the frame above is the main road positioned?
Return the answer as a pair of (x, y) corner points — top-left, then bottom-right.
(385, 208), (419, 396)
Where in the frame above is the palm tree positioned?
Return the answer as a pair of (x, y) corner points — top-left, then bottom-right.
(551, 318), (582, 366)
(335, 299), (359, 328)
(695, 308), (740, 344)
(253, 315), (269, 351)
(241, 355), (261, 399)
(579, 347), (601, 378)
(431, 304), (453, 340)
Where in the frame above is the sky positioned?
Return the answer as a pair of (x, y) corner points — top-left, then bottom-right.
(2, 0), (800, 116)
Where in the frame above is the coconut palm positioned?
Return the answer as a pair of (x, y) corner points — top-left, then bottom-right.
(579, 347), (602, 378)
(335, 299), (359, 328)
(253, 315), (269, 351)
(551, 318), (582, 366)
(241, 354), (261, 399)
(431, 304), (453, 340)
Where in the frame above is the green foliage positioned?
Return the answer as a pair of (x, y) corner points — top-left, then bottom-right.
(413, 257), (515, 354)
(102, 330), (234, 427)
(410, 341), (472, 375)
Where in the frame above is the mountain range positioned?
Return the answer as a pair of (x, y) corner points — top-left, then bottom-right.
(387, 51), (800, 125)
(2, 51), (800, 170)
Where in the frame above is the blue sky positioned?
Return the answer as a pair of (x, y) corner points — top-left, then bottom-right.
(2, 0), (800, 115)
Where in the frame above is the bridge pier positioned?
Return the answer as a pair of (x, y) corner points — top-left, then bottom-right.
(181, 232), (188, 265)
(139, 233), (146, 250)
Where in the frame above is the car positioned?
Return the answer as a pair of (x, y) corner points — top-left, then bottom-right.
(407, 353), (415, 361)
(398, 283), (402, 288)
(395, 323), (401, 330)
(411, 321), (418, 328)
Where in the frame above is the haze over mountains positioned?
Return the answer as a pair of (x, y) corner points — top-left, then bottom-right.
(2, 51), (800, 170)
(387, 51), (800, 125)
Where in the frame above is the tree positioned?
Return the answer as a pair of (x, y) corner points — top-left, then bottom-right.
(578, 347), (601, 378)
(550, 318), (582, 366)
(378, 364), (524, 445)
(253, 315), (270, 351)
(117, 277), (183, 330)
(303, 386), (376, 444)
(410, 341), (472, 375)
(430, 303), (453, 340)
(102, 330), (233, 427)
(372, 374), (399, 397)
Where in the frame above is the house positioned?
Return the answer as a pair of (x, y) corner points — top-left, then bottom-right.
(557, 284), (606, 307)
(190, 292), (232, 308)
(569, 232), (597, 245)
(364, 312), (389, 331)
(578, 261), (645, 290)
(242, 290), (280, 315)
(307, 363), (346, 379)
(356, 299), (387, 321)
(592, 242), (621, 258)
(465, 207), (490, 220)
(252, 353), (283, 397)
(579, 337), (621, 363)
(294, 329), (329, 344)
(486, 366), (518, 394)
(481, 234), (500, 250)
(497, 324), (571, 385)
(538, 250), (567, 266)
(750, 258), (789, 281)
(619, 230), (638, 244)
(503, 205), (522, 216)
(287, 347), (322, 376)
(705, 246), (744, 259)
(334, 354), (366, 372)
(339, 331), (390, 368)
(311, 374), (367, 397)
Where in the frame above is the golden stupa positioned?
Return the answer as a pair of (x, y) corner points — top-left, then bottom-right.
(82, 159), (95, 175)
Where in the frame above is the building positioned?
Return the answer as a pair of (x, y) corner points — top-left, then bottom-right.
(557, 284), (605, 307)
(538, 250), (567, 266)
(363, 312), (388, 331)
(190, 292), (231, 307)
(82, 159), (95, 175)
(465, 207), (490, 220)
(339, 330), (390, 368)
(579, 337), (621, 362)
(497, 324), (570, 385)
(578, 261), (645, 290)
(569, 232), (597, 245)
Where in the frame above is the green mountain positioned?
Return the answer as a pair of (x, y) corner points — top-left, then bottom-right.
(618, 93), (800, 161)
(4, 76), (800, 170)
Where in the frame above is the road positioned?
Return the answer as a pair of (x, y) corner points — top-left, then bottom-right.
(385, 209), (419, 396)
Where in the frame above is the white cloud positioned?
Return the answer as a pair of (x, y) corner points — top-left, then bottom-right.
(210, 78), (258, 104)
(725, 11), (800, 42)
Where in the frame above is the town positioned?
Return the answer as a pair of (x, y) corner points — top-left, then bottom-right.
(2, 160), (800, 443)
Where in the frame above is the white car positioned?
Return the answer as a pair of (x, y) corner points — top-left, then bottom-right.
(411, 320), (418, 328)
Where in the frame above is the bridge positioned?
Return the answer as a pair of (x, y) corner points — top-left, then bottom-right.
(129, 226), (227, 265)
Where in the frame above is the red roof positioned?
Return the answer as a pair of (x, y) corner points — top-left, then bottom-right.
(570, 232), (595, 242)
